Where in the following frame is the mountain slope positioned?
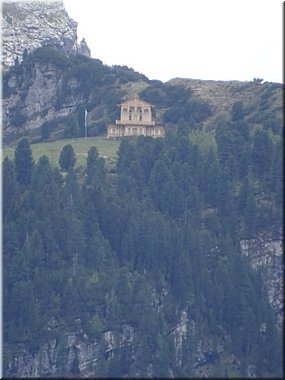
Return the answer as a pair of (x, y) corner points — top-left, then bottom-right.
(2, 1), (283, 378)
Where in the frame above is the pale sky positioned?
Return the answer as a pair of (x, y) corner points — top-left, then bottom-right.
(63, 0), (283, 84)
(0, 3), (283, 370)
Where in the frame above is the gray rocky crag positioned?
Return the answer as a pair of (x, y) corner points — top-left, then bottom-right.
(77, 37), (91, 57)
(2, 311), (241, 377)
(2, 59), (85, 136)
(2, 0), (90, 70)
(240, 231), (283, 327)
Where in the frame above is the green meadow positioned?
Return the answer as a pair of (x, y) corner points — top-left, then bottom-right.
(2, 137), (120, 168)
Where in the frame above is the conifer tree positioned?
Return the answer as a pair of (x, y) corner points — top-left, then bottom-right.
(86, 146), (106, 186)
(3, 157), (20, 221)
(251, 130), (273, 179)
(244, 192), (257, 237)
(59, 144), (76, 171)
(14, 138), (34, 186)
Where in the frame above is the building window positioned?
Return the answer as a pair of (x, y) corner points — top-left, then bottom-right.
(139, 128), (143, 134)
(129, 115), (132, 121)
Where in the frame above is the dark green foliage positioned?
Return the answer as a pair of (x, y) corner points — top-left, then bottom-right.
(27, 47), (72, 69)
(263, 115), (282, 134)
(39, 117), (71, 140)
(251, 129), (273, 180)
(271, 142), (283, 226)
(117, 139), (137, 173)
(244, 192), (257, 237)
(111, 65), (149, 83)
(10, 104), (27, 127)
(216, 121), (245, 173)
(163, 98), (212, 124)
(238, 176), (250, 214)
(231, 101), (245, 121)
(86, 146), (106, 186)
(2, 158), (20, 221)
(40, 121), (52, 140)
(14, 138), (34, 186)
(3, 115), (282, 378)
(59, 144), (76, 171)
(64, 120), (81, 139)
(202, 148), (221, 208)
(140, 81), (211, 125)
(140, 82), (191, 107)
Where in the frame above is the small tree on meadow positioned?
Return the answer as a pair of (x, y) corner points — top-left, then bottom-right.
(59, 144), (76, 171)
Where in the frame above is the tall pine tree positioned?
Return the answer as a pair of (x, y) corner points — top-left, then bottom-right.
(14, 138), (34, 186)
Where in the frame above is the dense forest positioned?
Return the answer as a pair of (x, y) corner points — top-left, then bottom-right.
(3, 100), (283, 376)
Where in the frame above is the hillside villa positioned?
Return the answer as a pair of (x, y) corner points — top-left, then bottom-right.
(107, 97), (165, 139)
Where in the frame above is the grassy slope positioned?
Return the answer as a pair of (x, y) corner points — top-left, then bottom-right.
(168, 78), (283, 118)
(3, 137), (120, 168)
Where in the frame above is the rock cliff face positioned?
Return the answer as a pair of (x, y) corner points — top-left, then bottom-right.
(1, 311), (242, 377)
(5, 327), (136, 377)
(2, 0), (90, 70)
(3, 59), (84, 136)
(240, 231), (283, 327)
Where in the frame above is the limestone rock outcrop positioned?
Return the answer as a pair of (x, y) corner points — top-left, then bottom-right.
(77, 38), (91, 58)
(240, 231), (283, 327)
(2, 0), (90, 70)
(2, 317), (239, 377)
(2, 60), (85, 136)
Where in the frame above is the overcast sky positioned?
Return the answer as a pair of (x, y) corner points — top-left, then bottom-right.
(64, 0), (282, 83)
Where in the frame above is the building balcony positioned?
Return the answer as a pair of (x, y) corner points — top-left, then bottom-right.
(116, 119), (155, 126)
